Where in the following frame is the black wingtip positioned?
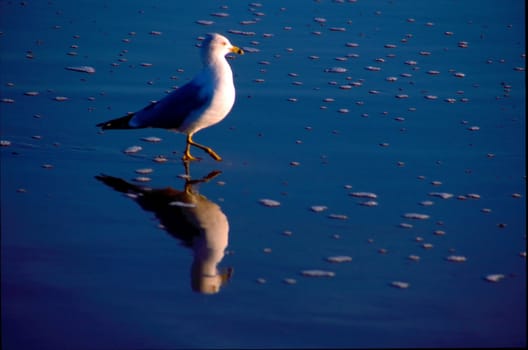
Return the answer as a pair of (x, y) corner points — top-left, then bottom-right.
(96, 113), (135, 130)
(96, 121), (110, 130)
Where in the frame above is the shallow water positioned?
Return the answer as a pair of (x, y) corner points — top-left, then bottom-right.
(1, 0), (526, 348)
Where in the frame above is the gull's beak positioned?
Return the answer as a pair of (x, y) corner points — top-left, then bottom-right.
(230, 46), (244, 55)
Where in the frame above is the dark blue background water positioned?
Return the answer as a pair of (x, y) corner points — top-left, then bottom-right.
(1, 0), (525, 348)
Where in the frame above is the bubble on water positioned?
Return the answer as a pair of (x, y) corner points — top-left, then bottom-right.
(402, 213), (430, 220)
(300, 270), (335, 278)
(0, 140), (12, 147)
(210, 12), (229, 18)
(325, 67), (347, 73)
(390, 281), (410, 289)
(141, 136), (162, 143)
(407, 255), (420, 262)
(350, 192), (377, 199)
(484, 274), (505, 283)
(282, 230), (293, 237)
(65, 66), (95, 74)
(328, 214), (348, 220)
(123, 145), (142, 154)
(282, 278), (297, 285)
(326, 256), (352, 263)
(424, 95), (438, 100)
(310, 205), (328, 213)
(360, 200), (378, 207)
(377, 248), (388, 254)
(195, 19), (214, 26)
(429, 192), (454, 199)
(54, 96), (69, 102)
(259, 198), (281, 207)
(152, 155), (168, 163)
(445, 255), (467, 262)
(135, 168), (153, 174)
(399, 223), (413, 229)
(364, 66), (381, 72)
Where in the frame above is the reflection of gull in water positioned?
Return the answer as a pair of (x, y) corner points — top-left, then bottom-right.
(95, 169), (231, 294)
(96, 33), (244, 162)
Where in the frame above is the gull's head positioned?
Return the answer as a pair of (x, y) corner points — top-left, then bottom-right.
(201, 33), (244, 63)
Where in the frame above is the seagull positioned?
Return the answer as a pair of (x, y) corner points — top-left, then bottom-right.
(97, 33), (244, 161)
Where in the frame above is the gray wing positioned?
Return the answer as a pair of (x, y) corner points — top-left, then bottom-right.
(130, 79), (212, 130)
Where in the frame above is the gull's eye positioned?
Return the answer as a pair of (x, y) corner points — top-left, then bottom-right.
(222, 41), (227, 46)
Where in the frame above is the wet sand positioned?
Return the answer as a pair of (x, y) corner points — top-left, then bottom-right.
(1, 1), (525, 348)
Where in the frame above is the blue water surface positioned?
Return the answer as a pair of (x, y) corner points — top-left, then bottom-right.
(1, 0), (525, 348)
